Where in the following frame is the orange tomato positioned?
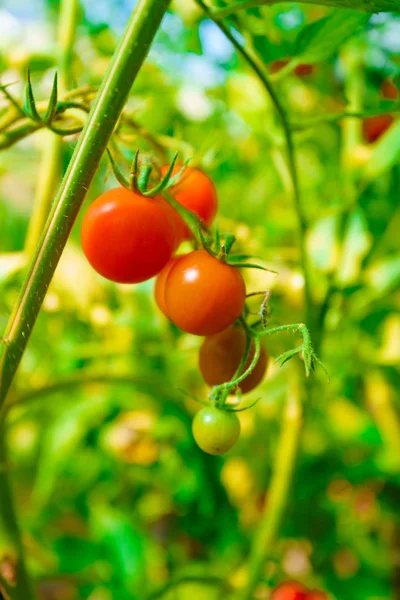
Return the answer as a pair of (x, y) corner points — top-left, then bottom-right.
(81, 188), (177, 283)
(164, 250), (246, 336)
(161, 165), (218, 241)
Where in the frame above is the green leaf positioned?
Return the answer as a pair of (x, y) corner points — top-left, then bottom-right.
(294, 11), (370, 63)
(90, 503), (146, 596)
(44, 72), (58, 125)
(24, 69), (41, 121)
(364, 120), (400, 179)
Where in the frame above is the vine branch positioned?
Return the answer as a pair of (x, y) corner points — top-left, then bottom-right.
(210, 0), (400, 19)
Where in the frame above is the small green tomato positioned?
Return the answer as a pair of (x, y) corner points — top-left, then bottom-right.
(192, 406), (240, 455)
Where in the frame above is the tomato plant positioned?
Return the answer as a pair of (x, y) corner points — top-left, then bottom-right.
(199, 325), (268, 393)
(163, 250), (246, 336)
(192, 406), (240, 455)
(81, 187), (178, 283)
(160, 165), (218, 241)
(1, 2), (399, 600)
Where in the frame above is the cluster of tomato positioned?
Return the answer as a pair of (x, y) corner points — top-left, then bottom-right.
(81, 165), (268, 455)
(271, 581), (329, 600)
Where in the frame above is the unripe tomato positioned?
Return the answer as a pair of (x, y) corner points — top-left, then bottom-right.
(81, 187), (177, 284)
(164, 250), (246, 336)
(154, 257), (179, 318)
(192, 406), (240, 455)
(161, 165), (218, 241)
(199, 326), (268, 394)
(270, 582), (308, 600)
(363, 114), (394, 143)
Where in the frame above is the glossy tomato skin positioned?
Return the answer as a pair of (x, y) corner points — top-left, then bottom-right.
(81, 188), (177, 284)
(192, 406), (240, 455)
(164, 250), (246, 336)
(161, 165), (218, 241)
(363, 114), (394, 143)
(270, 582), (308, 600)
(199, 326), (268, 394)
(154, 257), (179, 318)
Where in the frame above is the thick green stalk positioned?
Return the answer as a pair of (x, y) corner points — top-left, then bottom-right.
(211, 0), (400, 19)
(0, 0), (171, 408)
(237, 388), (303, 600)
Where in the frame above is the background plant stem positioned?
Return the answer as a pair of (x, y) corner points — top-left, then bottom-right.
(0, 420), (37, 599)
(211, 0), (399, 19)
(25, 0), (79, 259)
(237, 382), (303, 600)
(0, 2), (80, 597)
(0, 0), (171, 408)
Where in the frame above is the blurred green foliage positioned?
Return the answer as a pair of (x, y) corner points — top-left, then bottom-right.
(0, 1), (400, 599)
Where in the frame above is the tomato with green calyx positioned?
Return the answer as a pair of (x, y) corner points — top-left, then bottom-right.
(270, 582), (308, 600)
(81, 187), (178, 284)
(199, 326), (268, 394)
(192, 406), (240, 455)
(154, 256), (179, 318)
(363, 114), (394, 143)
(161, 165), (218, 241)
(164, 250), (246, 336)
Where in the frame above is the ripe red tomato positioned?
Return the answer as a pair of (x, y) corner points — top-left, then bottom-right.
(270, 582), (308, 600)
(199, 326), (268, 394)
(164, 250), (246, 336)
(192, 406), (240, 455)
(381, 80), (398, 100)
(161, 165), (218, 241)
(363, 114), (394, 143)
(81, 187), (177, 283)
(154, 257), (179, 318)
